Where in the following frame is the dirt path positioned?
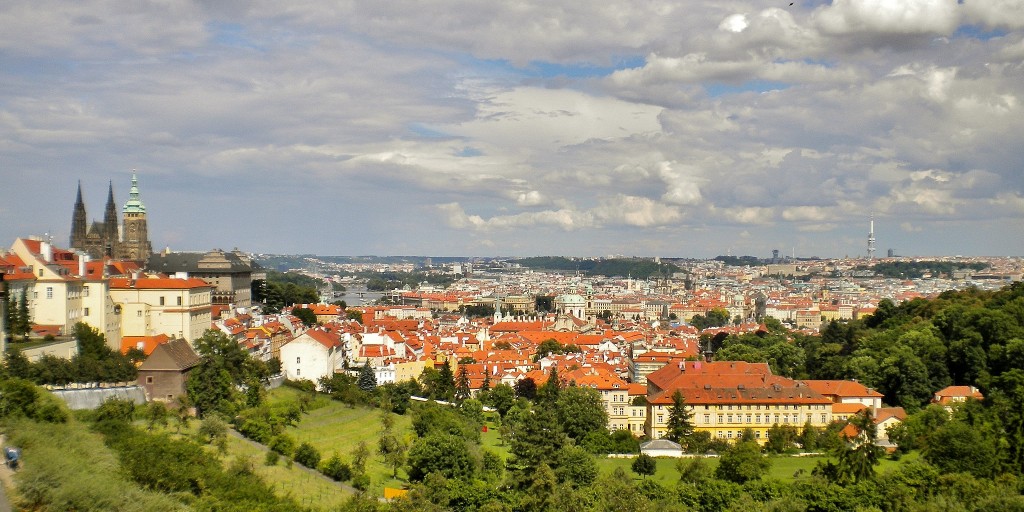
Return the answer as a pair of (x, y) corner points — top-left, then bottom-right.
(0, 436), (16, 512)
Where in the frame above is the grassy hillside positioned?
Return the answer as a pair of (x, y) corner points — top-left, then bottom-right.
(267, 386), (414, 491)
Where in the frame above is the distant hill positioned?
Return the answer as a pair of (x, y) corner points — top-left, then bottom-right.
(514, 256), (679, 279)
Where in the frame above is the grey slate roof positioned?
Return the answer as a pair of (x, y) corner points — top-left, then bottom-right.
(139, 338), (202, 371)
(147, 250), (254, 274)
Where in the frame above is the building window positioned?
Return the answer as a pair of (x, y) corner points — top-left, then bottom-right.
(146, 376), (153, 384)
(177, 296), (182, 306)
(296, 368), (301, 376)
(84, 307), (90, 316)
(137, 310), (142, 317)
(159, 296), (165, 306)
(46, 287), (53, 299)
(83, 287), (89, 297)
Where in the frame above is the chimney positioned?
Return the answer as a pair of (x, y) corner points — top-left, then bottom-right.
(41, 241), (53, 263)
(78, 253), (87, 277)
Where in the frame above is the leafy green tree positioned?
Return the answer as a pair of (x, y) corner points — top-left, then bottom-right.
(715, 440), (769, 483)
(553, 445), (598, 486)
(187, 329), (267, 417)
(292, 307), (318, 327)
(764, 424), (799, 454)
(923, 420), (999, 478)
(631, 453), (657, 479)
(144, 401), (169, 431)
(514, 377), (537, 400)
(482, 383), (515, 417)
(556, 385), (607, 442)
(407, 434), (476, 482)
(294, 442), (322, 469)
(664, 389), (694, 443)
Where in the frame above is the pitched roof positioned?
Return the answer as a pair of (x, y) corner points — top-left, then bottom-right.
(802, 380), (884, 398)
(139, 338), (202, 371)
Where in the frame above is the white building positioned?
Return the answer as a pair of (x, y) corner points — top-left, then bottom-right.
(280, 328), (344, 388)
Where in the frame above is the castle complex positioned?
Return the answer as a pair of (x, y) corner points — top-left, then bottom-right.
(70, 173), (152, 262)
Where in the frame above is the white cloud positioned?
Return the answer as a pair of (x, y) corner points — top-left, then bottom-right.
(814, 0), (961, 36)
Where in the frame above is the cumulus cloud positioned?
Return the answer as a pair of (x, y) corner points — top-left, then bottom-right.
(814, 0), (961, 36)
(1, 0), (1022, 256)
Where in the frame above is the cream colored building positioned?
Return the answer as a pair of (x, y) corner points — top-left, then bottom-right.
(110, 275), (213, 343)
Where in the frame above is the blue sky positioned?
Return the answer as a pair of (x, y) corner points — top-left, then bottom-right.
(1, 0), (1023, 258)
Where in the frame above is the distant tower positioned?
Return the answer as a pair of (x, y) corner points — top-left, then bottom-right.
(102, 181), (119, 257)
(70, 181), (87, 249)
(867, 215), (876, 260)
(119, 172), (152, 262)
(772, 249), (780, 262)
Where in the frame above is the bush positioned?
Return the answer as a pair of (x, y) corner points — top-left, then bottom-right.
(294, 442), (321, 469)
(269, 433), (296, 457)
(352, 473), (371, 491)
(319, 454), (352, 481)
(265, 450), (280, 466)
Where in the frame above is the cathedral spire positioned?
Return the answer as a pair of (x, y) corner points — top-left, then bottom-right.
(103, 180), (118, 230)
(70, 181), (87, 249)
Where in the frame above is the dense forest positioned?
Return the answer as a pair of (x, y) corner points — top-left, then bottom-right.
(514, 257), (680, 279)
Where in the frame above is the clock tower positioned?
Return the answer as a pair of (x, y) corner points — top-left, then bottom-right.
(119, 172), (153, 262)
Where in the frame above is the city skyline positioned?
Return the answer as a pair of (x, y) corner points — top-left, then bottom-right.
(2, 1), (1023, 258)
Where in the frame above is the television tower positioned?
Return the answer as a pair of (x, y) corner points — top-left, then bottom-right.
(867, 215), (876, 260)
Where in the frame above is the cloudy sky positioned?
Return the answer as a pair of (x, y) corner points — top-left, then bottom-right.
(2, 0), (1023, 258)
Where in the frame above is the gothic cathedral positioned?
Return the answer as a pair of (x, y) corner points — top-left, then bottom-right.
(70, 173), (153, 262)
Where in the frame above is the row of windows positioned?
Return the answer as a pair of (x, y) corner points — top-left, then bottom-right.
(707, 413), (830, 425)
(662, 403), (827, 412)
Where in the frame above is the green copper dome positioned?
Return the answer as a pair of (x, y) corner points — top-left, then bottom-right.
(122, 172), (146, 213)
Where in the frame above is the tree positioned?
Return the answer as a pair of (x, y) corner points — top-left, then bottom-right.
(407, 434), (476, 482)
(357, 364), (377, 392)
(715, 440), (769, 483)
(664, 390), (694, 444)
(514, 377), (537, 400)
(554, 445), (598, 486)
(187, 329), (266, 417)
(379, 410), (409, 478)
(454, 364), (471, 402)
(16, 288), (31, 339)
(834, 409), (883, 483)
(631, 453), (657, 479)
(555, 385), (608, 442)
(537, 366), (561, 405)
(144, 401), (169, 431)
(294, 442), (322, 469)
(292, 307), (318, 327)
(923, 420), (999, 478)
